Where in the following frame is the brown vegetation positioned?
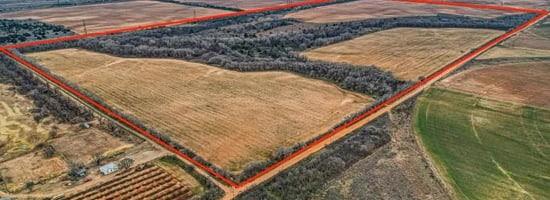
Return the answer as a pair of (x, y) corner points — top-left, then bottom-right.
(0, 0), (230, 33)
(27, 48), (373, 172)
(285, 0), (511, 23)
(303, 28), (503, 81)
(439, 61), (550, 108)
(0, 152), (68, 192)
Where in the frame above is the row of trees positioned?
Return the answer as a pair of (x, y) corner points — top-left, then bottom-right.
(157, 0), (243, 11)
(237, 116), (391, 199)
(0, 19), (72, 45)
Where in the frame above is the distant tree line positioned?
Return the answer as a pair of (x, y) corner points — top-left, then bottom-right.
(236, 116), (391, 199)
(0, 0), (126, 13)
(0, 19), (72, 45)
(157, 0), (243, 11)
(19, 10), (535, 183)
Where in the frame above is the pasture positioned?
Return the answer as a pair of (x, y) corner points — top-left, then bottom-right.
(414, 88), (550, 200)
(0, 0), (230, 33)
(303, 28), (503, 81)
(284, 0), (510, 23)
(27, 48), (373, 172)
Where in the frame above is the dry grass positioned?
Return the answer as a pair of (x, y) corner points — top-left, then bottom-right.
(0, 84), (50, 161)
(0, 0), (230, 33)
(0, 152), (68, 192)
(478, 46), (550, 59)
(27, 48), (373, 172)
(51, 130), (133, 165)
(175, 0), (304, 9)
(285, 0), (511, 23)
(303, 28), (503, 81)
(439, 61), (550, 108)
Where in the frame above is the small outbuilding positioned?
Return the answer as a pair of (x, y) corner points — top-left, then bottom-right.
(99, 162), (119, 175)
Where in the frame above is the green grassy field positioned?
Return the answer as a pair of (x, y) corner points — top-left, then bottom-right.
(414, 88), (550, 200)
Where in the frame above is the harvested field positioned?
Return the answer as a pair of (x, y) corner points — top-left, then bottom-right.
(439, 61), (550, 108)
(414, 88), (550, 200)
(285, 0), (510, 23)
(303, 28), (503, 81)
(175, 0), (304, 9)
(27, 48), (373, 172)
(0, 152), (68, 192)
(61, 164), (194, 200)
(0, 0), (230, 33)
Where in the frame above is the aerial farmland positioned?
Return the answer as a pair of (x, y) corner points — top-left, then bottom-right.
(0, 0), (549, 199)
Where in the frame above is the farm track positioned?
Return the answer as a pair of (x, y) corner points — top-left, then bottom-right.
(0, 0), (548, 199)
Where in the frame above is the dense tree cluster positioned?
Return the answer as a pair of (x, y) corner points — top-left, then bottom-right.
(0, 0), (122, 13)
(0, 19), (72, 45)
(236, 116), (391, 199)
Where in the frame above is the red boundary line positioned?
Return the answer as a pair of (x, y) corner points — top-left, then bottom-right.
(0, 0), (548, 190)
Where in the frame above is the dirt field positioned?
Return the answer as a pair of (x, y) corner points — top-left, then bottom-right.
(176, 0), (304, 9)
(51, 130), (133, 164)
(303, 28), (503, 81)
(439, 61), (550, 108)
(0, 152), (68, 192)
(0, 84), (51, 161)
(285, 0), (511, 23)
(27, 49), (373, 172)
(0, 0), (230, 33)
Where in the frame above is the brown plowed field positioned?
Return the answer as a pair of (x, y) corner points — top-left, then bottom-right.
(439, 61), (550, 108)
(0, 0), (230, 33)
(285, 0), (510, 23)
(27, 48), (373, 172)
(175, 0), (304, 9)
(303, 28), (504, 81)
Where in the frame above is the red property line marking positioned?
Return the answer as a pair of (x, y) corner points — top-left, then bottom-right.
(0, 0), (548, 190)
(1, 0), (332, 49)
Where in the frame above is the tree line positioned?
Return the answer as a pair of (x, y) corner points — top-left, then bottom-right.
(0, 0), (125, 13)
(0, 19), (72, 45)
